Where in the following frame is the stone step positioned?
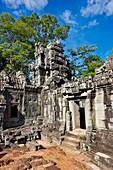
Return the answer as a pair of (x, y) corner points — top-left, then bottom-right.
(60, 132), (87, 150)
(51, 135), (64, 145)
(63, 135), (81, 144)
(65, 130), (86, 140)
(61, 140), (79, 150)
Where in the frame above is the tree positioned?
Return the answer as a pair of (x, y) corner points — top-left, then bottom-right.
(20, 12), (70, 60)
(20, 12), (70, 46)
(82, 54), (104, 76)
(0, 12), (34, 74)
(0, 49), (7, 71)
(0, 12), (70, 74)
(67, 44), (104, 78)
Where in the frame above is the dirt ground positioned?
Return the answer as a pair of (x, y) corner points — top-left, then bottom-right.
(0, 140), (92, 170)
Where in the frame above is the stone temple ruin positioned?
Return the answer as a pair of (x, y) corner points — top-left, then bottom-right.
(0, 41), (113, 168)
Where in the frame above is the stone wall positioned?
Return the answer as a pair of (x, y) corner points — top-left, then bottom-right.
(0, 70), (42, 129)
(40, 51), (113, 134)
(0, 41), (113, 142)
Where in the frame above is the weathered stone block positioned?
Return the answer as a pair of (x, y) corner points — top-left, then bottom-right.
(26, 141), (42, 151)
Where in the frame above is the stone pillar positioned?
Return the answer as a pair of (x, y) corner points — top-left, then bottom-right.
(38, 70), (41, 85)
(49, 50), (54, 77)
(74, 101), (80, 129)
(50, 93), (55, 123)
(58, 97), (62, 120)
(22, 90), (25, 116)
(69, 101), (80, 130)
(41, 93), (43, 117)
(52, 93), (56, 121)
(43, 107), (47, 117)
(0, 103), (6, 134)
(85, 90), (92, 130)
(66, 111), (72, 131)
(62, 98), (67, 123)
(47, 104), (51, 120)
(110, 93), (113, 129)
(95, 88), (106, 129)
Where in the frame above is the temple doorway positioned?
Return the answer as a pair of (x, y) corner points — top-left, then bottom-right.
(80, 108), (86, 129)
(11, 105), (18, 118)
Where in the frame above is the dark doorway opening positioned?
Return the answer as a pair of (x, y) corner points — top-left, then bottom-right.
(80, 108), (86, 129)
(11, 105), (18, 117)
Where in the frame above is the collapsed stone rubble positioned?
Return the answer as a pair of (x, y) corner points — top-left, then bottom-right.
(0, 41), (113, 169)
(0, 145), (61, 170)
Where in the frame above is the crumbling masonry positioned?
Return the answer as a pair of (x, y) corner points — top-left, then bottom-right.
(0, 41), (113, 156)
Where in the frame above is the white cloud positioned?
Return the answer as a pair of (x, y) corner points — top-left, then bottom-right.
(2, 0), (48, 10)
(105, 0), (113, 16)
(80, 0), (113, 17)
(81, 19), (99, 29)
(60, 10), (78, 25)
(13, 9), (22, 16)
(70, 28), (78, 33)
(81, 25), (87, 30)
(88, 19), (99, 27)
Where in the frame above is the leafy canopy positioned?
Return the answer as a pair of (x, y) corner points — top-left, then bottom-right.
(67, 44), (104, 78)
(0, 12), (70, 74)
(20, 12), (70, 46)
(0, 12), (35, 74)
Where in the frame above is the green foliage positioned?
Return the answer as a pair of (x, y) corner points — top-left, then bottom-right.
(0, 12), (34, 74)
(67, 44), (104, 78)
(56, 85), (58, 88)
(20, 12), (70, 47)
(0, 12), (70, 74)
(0, 49), (7, 71)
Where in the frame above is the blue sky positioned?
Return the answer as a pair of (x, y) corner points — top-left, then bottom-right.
(0, 0), (113, 60)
